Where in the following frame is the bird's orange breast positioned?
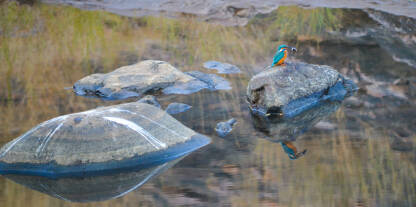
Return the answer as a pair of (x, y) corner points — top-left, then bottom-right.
(276, 50), (287, 66)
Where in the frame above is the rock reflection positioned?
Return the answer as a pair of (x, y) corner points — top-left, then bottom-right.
(2, 158), (182, 203)
(251, 101), (341, 159)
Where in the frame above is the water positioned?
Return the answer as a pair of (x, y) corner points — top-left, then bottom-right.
(0, 2), (415, 207)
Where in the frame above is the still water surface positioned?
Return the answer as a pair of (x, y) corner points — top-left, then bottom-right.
(0, 2), (415, 207)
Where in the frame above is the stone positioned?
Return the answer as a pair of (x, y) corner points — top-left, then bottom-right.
(162, 71), (231, 94)
(203, 61), (241, 74)
(215, 118), (237, 137)
(246, 62), (357, 117)
(165, 103), (192, 115)
(137, 95), (161, 108)
(0, 102), (211, 178)
(73, 60), (196, 100)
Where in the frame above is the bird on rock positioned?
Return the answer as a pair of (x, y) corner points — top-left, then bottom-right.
(271, 45), (297, 67)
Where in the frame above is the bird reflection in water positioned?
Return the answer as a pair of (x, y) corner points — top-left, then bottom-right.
(280, 141), (307, 160)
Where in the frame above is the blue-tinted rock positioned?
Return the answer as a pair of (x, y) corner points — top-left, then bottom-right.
(186, 71), (232, 91)
(137, 95), (161, 108)
(247, 62), (357, 118)
(165, 103), (192, 115)
(163, 71), (231, 94)
(203, 61), (241, 74)
(73, 60), (198, 100)
(0, 102), (211, 178)
(215, 118), (237, 137)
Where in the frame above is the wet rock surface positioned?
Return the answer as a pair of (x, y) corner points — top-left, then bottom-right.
(43, 0), (416, 26)
(246, 62), (357, 117)
(215, 118), (237, 137)
(0, 102), (211, 177)
(137, 95), (161, 108)
(162, 71), (231, 95)
(73, 60), (232, 99)
(165, 103), (192, 115)
(203, 61), (241, 74)
(326, 10), (416, 69)
(73, 60), (196, 100)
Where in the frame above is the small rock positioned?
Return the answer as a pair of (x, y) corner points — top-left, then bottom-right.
(203, 61), (241, 74)
(165, 103), (192, 115)
(137, 95), (161, 108)
(215, 118), (237, 137)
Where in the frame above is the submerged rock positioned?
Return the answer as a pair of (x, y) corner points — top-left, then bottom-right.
(137, 95), (161, 108)
(0, 102), (211, 178)
(203, 61), (241, 74)
(246, 62), (357, 117)
(162, 71), (231, 94)
(165, 103), (192, 115)
(4, 157), (182, 202)
(215, 118), (237, 137)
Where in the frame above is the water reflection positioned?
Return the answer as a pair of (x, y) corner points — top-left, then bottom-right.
(251, 102), (341, 159)
(2, 157), (183, 202)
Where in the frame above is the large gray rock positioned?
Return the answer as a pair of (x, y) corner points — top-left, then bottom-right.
(73, 60), (196, 100)
(246, 62), (357, 117)
(0, 102), (210, 177)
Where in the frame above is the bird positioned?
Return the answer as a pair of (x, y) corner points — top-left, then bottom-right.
(271, 44), (297, 67)
(280, 141), (307, 160)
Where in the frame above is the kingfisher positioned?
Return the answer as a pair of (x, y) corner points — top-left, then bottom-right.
(281, 141), (307, 160)
(271, 45), (297, 67)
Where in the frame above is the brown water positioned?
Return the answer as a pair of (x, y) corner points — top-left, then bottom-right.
(0, 2), (415, 207)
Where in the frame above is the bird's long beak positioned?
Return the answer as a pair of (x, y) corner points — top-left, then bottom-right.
(290, 47), (297, 53)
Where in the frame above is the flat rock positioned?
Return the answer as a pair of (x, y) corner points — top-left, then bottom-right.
(73, 60), (196, 100)
(203, 61), (241, 74)
(246, 62), (357, 117)
(163, 71), (231, 94)
(165, 103), (192, 115)
(0, 102), (211, 177)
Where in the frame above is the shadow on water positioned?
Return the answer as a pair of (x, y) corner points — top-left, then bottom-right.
(0, 1), (415, 206)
